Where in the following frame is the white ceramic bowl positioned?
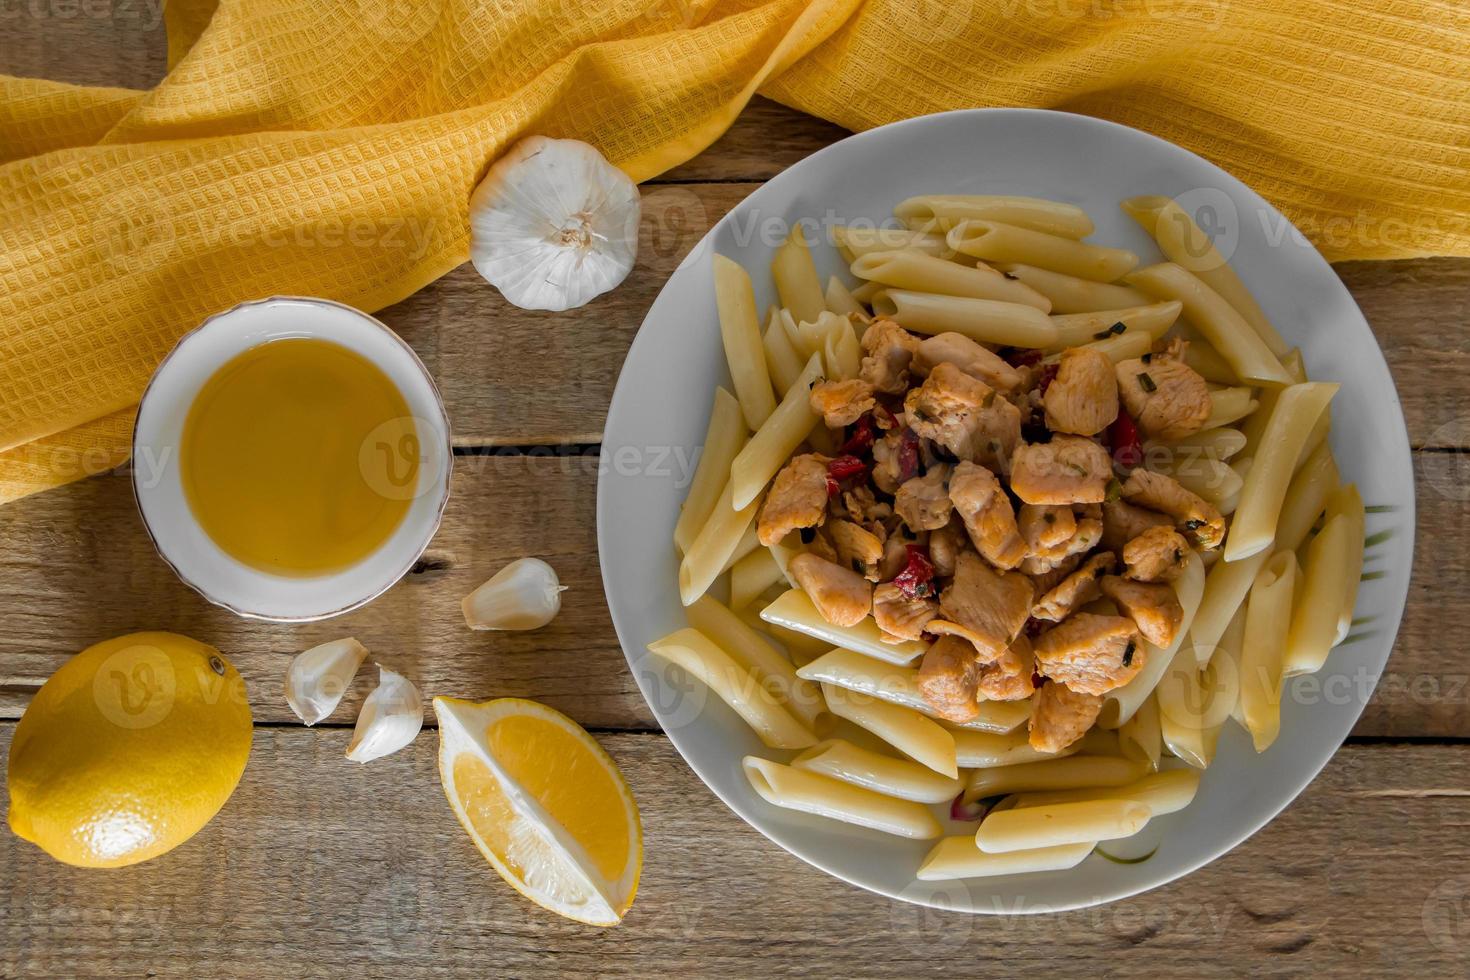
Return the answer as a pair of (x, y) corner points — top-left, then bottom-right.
(597, 110), (1415, 912)
(133, 296), (452, 622)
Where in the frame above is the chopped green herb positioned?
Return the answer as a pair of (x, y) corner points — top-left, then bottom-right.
(1137, 371), (1157, 393)
(1122, 640), (1136, 667)
(1065, 462), (1087, 475)
(1141, 352), (1153, 364)
(1104, 477), (1123, 502)
(1093, 322), (1127, 340)
(1182, 518), (1206, 531)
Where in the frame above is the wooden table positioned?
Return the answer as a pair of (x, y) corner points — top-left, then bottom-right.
(4, 16), (1470, 979)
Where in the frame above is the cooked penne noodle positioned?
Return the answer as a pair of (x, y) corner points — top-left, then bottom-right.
(1180, 336), (1241, 385)
(1048, 301), (1183, 348)
(1117, 696), (1162, 769)
(824, 275), (867, 321)
(673, 387), (748, 555)
(793, 738), (962, 804)
(729, 353), (824, 510)
(1013, 768), (1201, 816)
(1076, 328), (1152, 364)
(795, 647), (1031, 733)
(1074, 728), (1123, 758)
(744, 604), (831, 661)
(1156, 644), (1234, 769)
(1146, 426), (1247, 460)
(1125, 263), (1292, 386)
(713, 253), (778, 430)
(1120, 196), (1290, 357)
(729, 547), (785, 610)
(896, 195), (1095, 239)
(767, 536), (801, 588)
(720, 525), (761, 577)
(762, 308), (805, 396)
(975, 799), (1151, 853)
(1224, 382), (1339, 561)
(1203, 386), (1259, 429)
(851, 249), (1051, 311)
(1237, 349), (1304, 456)
(918, 838), (1095, 881)
(678, 478), (765, 606)
(742, 756), (943, 839)
(994, 262), (1150, 314)
(1239, 552), (1299, 752)
(821, 684), (958, 778)
(833, 224), (951, 260)
(1324, 484), (1365, 642)
(948, 220), (1138, 282)
(771, 226), (826, 327)
(761, 589), (929, 665)
(963, 756), (1149, 801)
(1283, 513), (1355, 676)
(686, 595), (826, 731)
(648, 629), (816, 748)
(952, 728), (1080, 768)
(1101, 551), (1205, 726)
(870, 289), (1059, 347)
(815, 312), (862, 380)
(1145, 453), (1243, 505)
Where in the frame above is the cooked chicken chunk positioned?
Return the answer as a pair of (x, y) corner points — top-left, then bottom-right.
(827, 518), (884, 581)
(1116, 349), (1210, 441)
(860, 318), (920, 394)
(1032, 613), (1143, 695)
(932, 552), (1034, 657)
(894, 463), (954, 532)
(978, 635), (1039, 701)
(1033, 552), (1116, 622)
(809, 378), (876, 429)
(913, 332), (1024, 392)
(1026, 552), (1086, 599)
(1101, 498), (1174, 552)
(1044, 347), (1119, 437)
(973, 395), (1024, 473)
(806, 525), (838, 564)
(916, 635), (982, 722)
(1099, 575), (1184, 648)
(904, 363), (993, 459)
(1009, 435), (1113, 505)
(928, 519), (964, 578)
(1122, 525), (1190, 583)
(835, 484), (892, 528)
(756, 454), (829, 546)
(789, 553), (872, 628)
(1122, 468), (1225, 549)
(1029, 681), (1104, 753)
(949, 460), (1025, 570)
(1017, 503), (1103, 576)
(870, 429), (913, 494)
(873, 582), (940, 642)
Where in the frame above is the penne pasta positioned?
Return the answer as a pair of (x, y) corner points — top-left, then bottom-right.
(851, 249), (1051, 311)
(1145, 426), (1247, 460)
(832, 224), (951, 260)
(647, 628), (816, 749)
(1179, 335), (1241, 385)
(1101, 551), (1205, 726)
(793, 738), (962, 804)
(1283, 513), (1355, 676)
(821, 684), (958, 778)
(824, 275), (867, 321)
(1238, 551), (1300, 752)
(673, 387), (748, 555)
(1145, 453), (1243, 506)
(993, 262), (1150, 314)
(1048, 301), (1183, 348)
(963, 756), (1149, 801)
(762, 308), (805, 396)
(1237, 349), (1304, 457)
(771, 226), (826, 327)
(948, 220), (1138, 282)
(1076, 327), (1152, 364)
(1155, 643), (1235, 769)
(1324, 484), (1365, 642)
(951, 728), (1080, 768)
(686, 595), (826, 731)
(729, 353), (825, 510)
(713, 253), (778, 430)
(1012, 768), (1201, 816)
(729, 547), (785, 611)
(918, 838), (1095, 881)
(895, 194), (1095, 239)
(975, 799), (1151, 853)
(870, 289), (1059, 347)
(742, 756), (943, 839)
(1203, 386), (1259, 429)
(761, 589), (928, 665)
(1117, 696), (1162, 769)
(1120, 196), (1290, 357)
(678, 477), (765, 606)
(1124, 263), (1292, 386)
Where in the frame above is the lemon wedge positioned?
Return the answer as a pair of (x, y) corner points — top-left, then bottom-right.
(433, 697), (641, 926)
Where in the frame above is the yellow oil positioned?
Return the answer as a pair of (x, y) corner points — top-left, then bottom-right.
(180, 337), (420, 577)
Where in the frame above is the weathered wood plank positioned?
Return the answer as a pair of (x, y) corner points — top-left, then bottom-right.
(0, 453), (1461, 737)
(1, 728), (1466, 979)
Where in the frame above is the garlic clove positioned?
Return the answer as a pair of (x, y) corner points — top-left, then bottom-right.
(468, 135), (640, 312)
(346, 666), (424, 764)
(285, 637), (368, 726)
(462, 557), (567, 631)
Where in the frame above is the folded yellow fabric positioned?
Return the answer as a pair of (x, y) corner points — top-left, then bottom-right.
(2, 0), (1467, 503)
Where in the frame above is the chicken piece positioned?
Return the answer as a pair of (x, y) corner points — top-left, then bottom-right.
(1028, 681), (1105, 754)
(1032, 613), (1143, 695)
(904, 363), (992, 459)
(873, 582), (940, 642)
(932, 552), (1034, 657)
(1032, 552), (1116, 622)
(949, 460), (1025, 570)
(1009, 435), (1113, 505)
(859, 318), (920, 394)
(928, 519), (964, 578)
(916, 635), (983, 722)
(1123, 526), (1190, 583)
(913, 332), (1024, 392)
(806, 526), (839, 564)
(827, 519), (884, 581)
(1116, 348), (1211, 441)
(836, 484), (892, 528)
(1044, 347), (1120, 437)
(809, 378), (876, 429)
(1026, 552), (1085, 599)
(1101, 498), (1174, 552)
(1017, 503), (1103, 576)
(972, 394), (1024, 473)
(788, 553), (872, 628)
(756, 454), (829, 546)
(870, 429), (912, 494)
(1099, 575), (1184, 648)
(1122, 468), (1225, 549)
(894, 463), (954, 533)
(977, 635), (1039, 701)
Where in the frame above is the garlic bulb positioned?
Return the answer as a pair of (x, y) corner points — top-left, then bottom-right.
(346, 666), (424, 763)
(462, 557), (567, 631)
(468, 135), (640, 311)
(285, 638), (368, 726)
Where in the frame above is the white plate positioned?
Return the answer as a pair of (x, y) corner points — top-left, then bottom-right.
(596, 109), (1414, 913)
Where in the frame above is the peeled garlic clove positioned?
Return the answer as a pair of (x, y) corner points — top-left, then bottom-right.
(346, 666), (424, 764)
(468, 135), (640, 311)
(285, 638), (368, 726)
(462, 557), (567, 631)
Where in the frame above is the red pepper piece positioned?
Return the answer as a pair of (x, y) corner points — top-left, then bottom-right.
(1108, 407), (1143, 470)
(1002, 348), (1044, 368)
(839, 414), (876, 455)
(893, 544), (936, 599)
(896, 428), (921, 483)
(826, 454), (867, 497)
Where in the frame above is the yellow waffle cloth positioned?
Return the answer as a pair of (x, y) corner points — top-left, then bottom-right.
(3, 0), (1467, 502)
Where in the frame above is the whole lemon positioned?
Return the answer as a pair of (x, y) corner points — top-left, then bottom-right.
(7, 632), (253, 868)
